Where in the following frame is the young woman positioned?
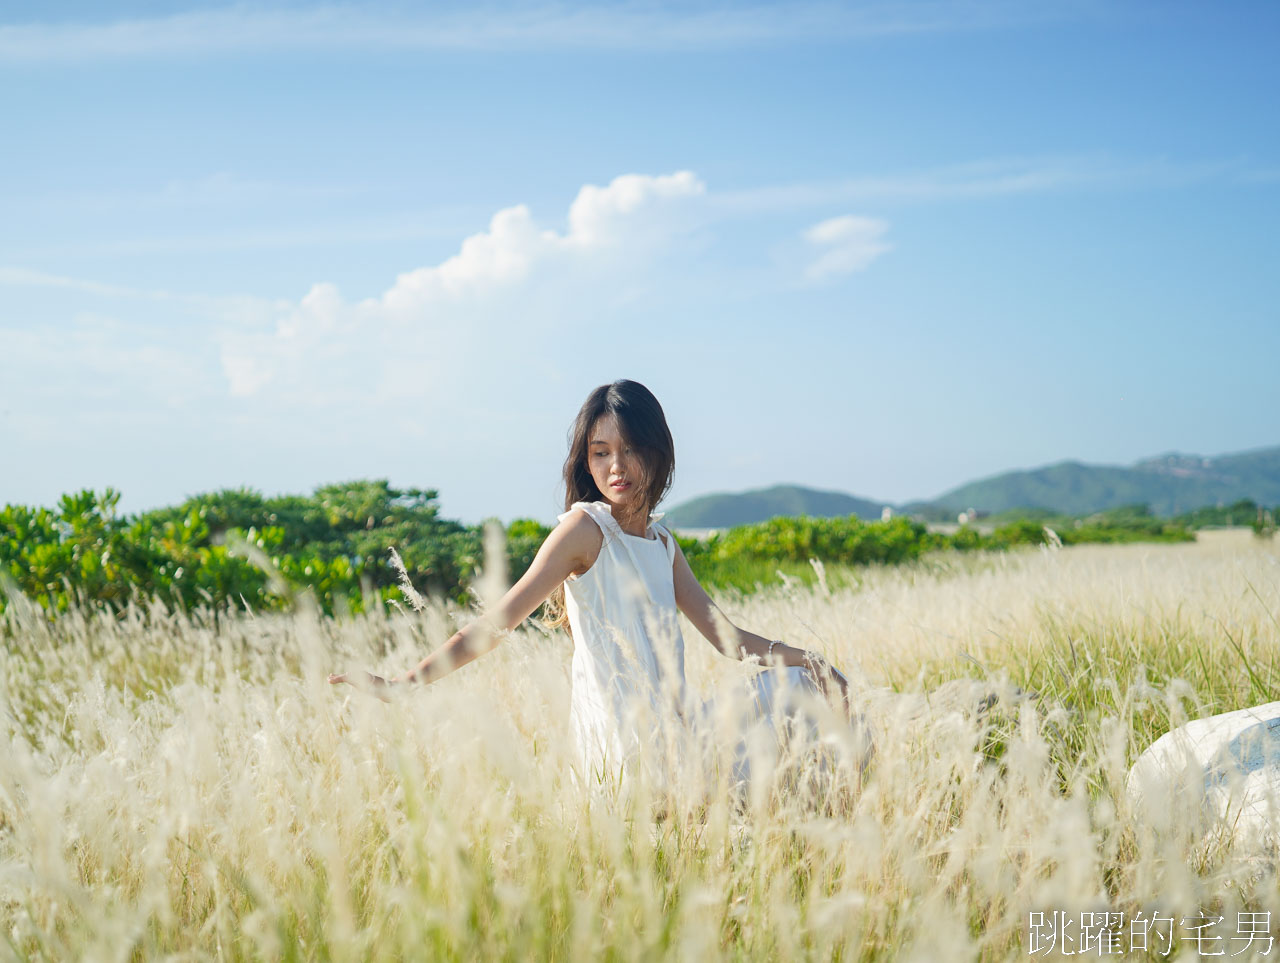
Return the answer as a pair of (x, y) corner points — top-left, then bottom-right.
(331, 380), (869, 793)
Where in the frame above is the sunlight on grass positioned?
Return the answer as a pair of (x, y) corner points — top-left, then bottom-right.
(2, 531), (1278, 959)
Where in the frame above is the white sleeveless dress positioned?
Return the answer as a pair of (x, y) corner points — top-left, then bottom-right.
(559, 500), (839, 797)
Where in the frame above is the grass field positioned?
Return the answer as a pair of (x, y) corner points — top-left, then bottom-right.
(2, 531), (1278, 960)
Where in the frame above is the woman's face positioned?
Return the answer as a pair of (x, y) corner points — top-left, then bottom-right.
(587, 414), (645, 512)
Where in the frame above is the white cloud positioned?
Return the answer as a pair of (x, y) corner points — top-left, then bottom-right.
(566, 171), (706, 246)
(219, 350), (275, 399)
(373, 170), (704, 319)
(218, 171), (707, 398)
(802, 215), (892, 280)
(378, 205), (550, 317)
(0, 3), (1083, 63)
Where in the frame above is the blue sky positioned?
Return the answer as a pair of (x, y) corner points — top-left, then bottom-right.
(2, 1), (1277, 524)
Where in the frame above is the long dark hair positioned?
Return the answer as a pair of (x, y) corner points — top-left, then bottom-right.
(562, 380), (675, 523)
(545, 380), (675, 628)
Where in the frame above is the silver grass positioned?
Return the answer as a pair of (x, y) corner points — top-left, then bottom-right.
(388, 545), (427, 612)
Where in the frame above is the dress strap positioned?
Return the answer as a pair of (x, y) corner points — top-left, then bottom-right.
(653, 522), (677, 566)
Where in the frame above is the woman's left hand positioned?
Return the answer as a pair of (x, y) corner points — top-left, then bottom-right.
(805, 653), (852, 715)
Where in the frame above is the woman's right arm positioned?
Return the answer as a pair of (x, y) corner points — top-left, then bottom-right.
(670, 537), (851, 712)
(329, 509), (601, 696)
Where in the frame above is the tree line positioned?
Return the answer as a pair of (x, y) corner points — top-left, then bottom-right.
(0, 483), (1272, 617)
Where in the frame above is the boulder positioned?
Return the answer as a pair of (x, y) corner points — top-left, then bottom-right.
(1127, 701), (1280, 849)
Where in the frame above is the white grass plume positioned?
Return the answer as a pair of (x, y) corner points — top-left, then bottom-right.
(388, 546), (427, 612)
(1, 530), (1277, 959)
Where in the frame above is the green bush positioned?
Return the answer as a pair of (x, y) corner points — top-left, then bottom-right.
(0, 488), (1205, 618)
(703, 514), (931, 567)
(0, 483), (551, 617)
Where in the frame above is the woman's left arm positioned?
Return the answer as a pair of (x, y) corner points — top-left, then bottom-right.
(670, 538), (850, 708)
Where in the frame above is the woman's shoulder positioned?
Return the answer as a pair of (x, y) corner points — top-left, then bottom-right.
(552, 503), (609, 550)
(552, 504), (608, 580)
(555, 502), (603, 527)
(558, 499), (603, 520)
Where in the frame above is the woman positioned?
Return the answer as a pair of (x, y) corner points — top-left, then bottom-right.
(332, 380), (871, 796)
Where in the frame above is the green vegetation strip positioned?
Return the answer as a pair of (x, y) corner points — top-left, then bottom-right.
(3, 484), (1272, 615)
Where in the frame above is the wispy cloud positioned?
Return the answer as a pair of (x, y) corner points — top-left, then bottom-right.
(0, 1), (1089, 63)
(3, 152), (1250, 310)
(6, 219), (471, 261)
(1241, 167), (1280, 184)
(1, 171), (370, 218)
(0, 312), (216, 412)
(0, 266), (287, 326)
(713, 155), (1254, 212)
(803, 215), (891, 281)
(0, 266), (176, 300)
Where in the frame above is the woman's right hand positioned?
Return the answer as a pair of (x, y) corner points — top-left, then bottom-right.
(328, 671), (395, 703)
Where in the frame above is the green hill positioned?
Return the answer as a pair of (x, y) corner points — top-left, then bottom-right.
(930, 445), (1280, 516)
(663, 484), (888, 528)
(664, 445), (1280, 526)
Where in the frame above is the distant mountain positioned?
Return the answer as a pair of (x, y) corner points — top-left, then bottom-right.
(663, 445), (1280, 527)
(663, 484), (889, 528)
(929, 445), (1280, 516)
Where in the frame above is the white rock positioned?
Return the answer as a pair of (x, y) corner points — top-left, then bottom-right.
(1127, 701), (1280, 849)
